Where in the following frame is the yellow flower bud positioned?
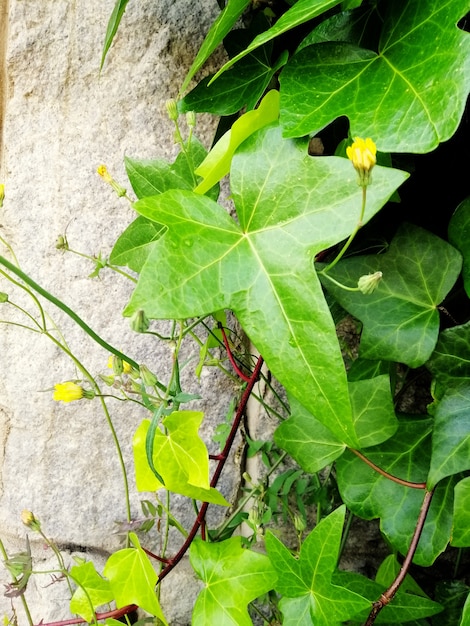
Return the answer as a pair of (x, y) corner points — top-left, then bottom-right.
(97, 165), (127, 197)
(166, 99), (179, 121)
(21, 510), (41, 531)
(0, 184), (5, 208)
(108, 355), (132, 375)
(358, 271), (383, 294)
(346, 137), (377, 186)
(53, 382), (94, 402)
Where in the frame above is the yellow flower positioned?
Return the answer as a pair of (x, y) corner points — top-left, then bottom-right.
(97, 165), (127, 197)
(53, 381), (89, 403)
(346, 137), (377, 186)
(108, 355), (132, 375)
(0, 184), (4, 207)
(21, 510), (41, 531)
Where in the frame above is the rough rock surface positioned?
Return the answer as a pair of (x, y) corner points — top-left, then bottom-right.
(0, 1), (240, 623)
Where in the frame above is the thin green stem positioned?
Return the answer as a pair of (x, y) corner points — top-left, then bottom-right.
(0, 537), (34, 626)
(319, 270), (361, 292)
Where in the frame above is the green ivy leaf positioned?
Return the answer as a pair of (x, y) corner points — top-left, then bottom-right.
(110, 216), (165, 273)
(319, 223), (462, 368)
(452, 476), (470, 547)
(336, 419), (455, 566)
(449, 197), (470, 297)
(103, 533), (167, 624)
(123, 123), (407, 448)
(210, 0), (343, 83)
(280, 0), (470, 152)
(333, 570), (443, 623)
(69, 561), (114, 623)
(133, 415), (229, 505)
(180, 0), (251, 94)
(427, 382), (470, 488)
(427, 321), (470, 387)
(265, 506), (370, 625)
(190, 536), (276, 625)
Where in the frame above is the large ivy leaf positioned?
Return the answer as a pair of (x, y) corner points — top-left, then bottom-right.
(210, 0), (343, 82)
(333, 570), (443, 623)
(427, 321), (470, 387)
(103, 533), (167, 624)
(69, 561), (114, 623)
(265, 506), (370, 625)
(275, 375), (397, 473)
(133, 415), (229, 505)
(319, 223), (462, 368)
(280, 0), (470, 152)
(123, 123), (408, 447)
(110, 138), (214, 272)
(190, 536), (276, 626)
(452, 476), (470, 547)
(427, 382), (470, 488)
(336, 419), (455, 566)
(449, 197), (470, 297)
(180, 0), (250, 94)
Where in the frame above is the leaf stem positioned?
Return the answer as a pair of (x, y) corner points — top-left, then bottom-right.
(363, 489), (434, 625)
(33, 604), (138, 626)
(349, 448), (427, 489)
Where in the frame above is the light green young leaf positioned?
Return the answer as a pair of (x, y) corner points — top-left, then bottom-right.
(69, 561), (113, 623)
(266, 506), (370, 625)
(337, 419), (455, 566)
(452, 476), (470, 547)
(319, 223), (462, 368)
(103, 533), (167, 624)
(180, 0), (251, 94)
(427, 382), (470, 488)
(210, 0), (342, 82)
(190, 536), (276, 626)
(194, 89), (280, 194)
(124, 123), (407, 448)
(133, 416), (229, 505)
(100, 0), (130, 69)
(280, 0), (470, 152)
(449, 197), (470, 297)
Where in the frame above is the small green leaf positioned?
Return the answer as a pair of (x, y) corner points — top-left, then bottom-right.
(109, 216), (165, 272)
(133, 416), (229, 505)
(193, 89), (280, 194)
(452, 476), (470, 547)
(103, 533), (167, 624)
(210, 0), (343, 82)
(266, 506), (370, 625)
(190, 536), (276, 625)
(69, 561), (114, 623)
(320, 223), (462, 367)
(280, 0), (470, 152)
(449, 197), (470, 297)
(180, 0), (251, 94)
(427, 382), (470, 488)
(100, 0), (130, 69)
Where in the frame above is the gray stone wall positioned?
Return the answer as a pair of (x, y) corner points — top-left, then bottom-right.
(0, 2), (240, 623)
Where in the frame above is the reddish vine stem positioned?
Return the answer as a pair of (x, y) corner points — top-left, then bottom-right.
(157, 355), (264, 582)
(350, 448), (427, 489)
(364, 488), (435, 626)
(218, 323), (252, 383)
(34, 603), (138, 626)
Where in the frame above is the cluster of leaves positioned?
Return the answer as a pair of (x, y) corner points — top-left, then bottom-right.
(2, 0), (469, 625)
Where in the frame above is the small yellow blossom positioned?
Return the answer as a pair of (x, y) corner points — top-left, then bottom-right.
(108, 355), (132, 375)
(53, 381), (93, 403)
(97, 165), (127, 197)
(358, 271), (383, 294)
(21, 510), (41, 531)
(347, 137), (377, 186)
(0, 184), (5, 208)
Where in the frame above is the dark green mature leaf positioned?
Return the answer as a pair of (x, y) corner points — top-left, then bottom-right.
(280, 0), (470, 152)
(449, 197), (470, 297)
(434, 581), (470, 626)
(210, 0), (343, 83)
(427, 321), (470, 387)
(190, 536), (276, 625)
(123, 123), (407, 447)
(337, 419), (455, 565)
(427, 383), (470, 488)
(100, 0), (130, 69)
(180, 0), (251, 94)
(452, 476), (470, 547)
(333, 570), (443, 623)
(319, 223), (462, 367)
(266, 506), (370, 625)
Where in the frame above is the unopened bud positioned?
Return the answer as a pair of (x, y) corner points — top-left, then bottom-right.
(358, 271), (382, 294)
(130, 309), (150, 333)
(186, 110), (196, 128)
(0, 292), (8, 303)
(21, 510), (41, 531)
(139, 364), (158, 388)
(99, 374), (115, 386)
(56, 234), (69, 251)
(0, 184), (5, 207)
(108, 355), (132, 375)
(166, 99), (178, 122)
(97, 165), (127, 197)
(294, 513), (307, 534)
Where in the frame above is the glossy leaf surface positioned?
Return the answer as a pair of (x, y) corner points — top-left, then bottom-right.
(266, 506), (370, 625)
(280, 0), (470, 152)
(190, 536), (276, 625)
(319, 223), (462, 367)
(452, 476), (470, 547)
(124, 123), (407, 447)
(69, 561), (113, 623)
(449, 197), (470, 297)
